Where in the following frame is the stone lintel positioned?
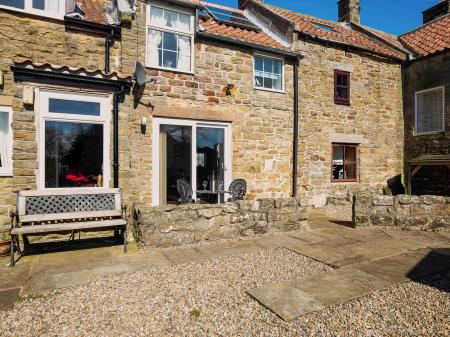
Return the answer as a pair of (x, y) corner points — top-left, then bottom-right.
(0, 95), (13, 106)
(152, 105), (236, 122)
(330, 133), (363, 144)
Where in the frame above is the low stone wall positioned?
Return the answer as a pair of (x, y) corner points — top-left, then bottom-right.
(133, 198), (309, 247)
(353, 194), (450, 231)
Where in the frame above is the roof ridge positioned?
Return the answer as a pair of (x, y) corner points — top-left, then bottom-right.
(399, 13), (450, 37)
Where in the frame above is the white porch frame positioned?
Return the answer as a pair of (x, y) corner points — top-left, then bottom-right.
(152, 116), (232, 206)
(37, 89), (112, 190)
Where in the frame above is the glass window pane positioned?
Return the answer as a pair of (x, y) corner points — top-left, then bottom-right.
(49, 98), (101, 116)
(160, 125), (192, 204)
(273, 59), (282, 75)
(163, 32), (177, 51)
(337, 87), (348, 99)
(45, 121), (103, 188)
(0, 0), (24, 8)
(345, 146), (356, 162)
(263, 58), (273, 73)
(273, 74), (282, 90)
(254, 56), (263, 72)
(162, 50), (177, 69)
(263, 77), (273, 89)
(151, 7), (164, 26)
(178, 12), (191, 31)
(337, 73), (348, 86)
(333, 146), (344, 164)
(32, 0), (44, 10)
(165, 9), (177, 28)
(345, 163), (356, 179)
(254, 76), (263, 87)
(0, 111), (10, 169)
(416, 89), (444, 133)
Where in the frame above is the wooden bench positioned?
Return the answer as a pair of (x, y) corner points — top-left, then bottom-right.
(10, 188), (127, 267)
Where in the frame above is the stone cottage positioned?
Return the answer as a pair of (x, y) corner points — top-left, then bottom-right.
(400, 0), (450, 196)
(0, 0), (448, 242)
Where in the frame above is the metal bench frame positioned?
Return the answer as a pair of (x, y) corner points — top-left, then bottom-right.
(10, 188), (127, 267)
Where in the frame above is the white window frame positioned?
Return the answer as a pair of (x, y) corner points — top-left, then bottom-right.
(0, 0), (65, 20)
(37, 89), (112, 190)
(414, 86), (445, 136)
(152, 117), (232, 206)
(0, 105), (13, 177)
(253, 53), (285, 93)
(146, 1), (195, 74)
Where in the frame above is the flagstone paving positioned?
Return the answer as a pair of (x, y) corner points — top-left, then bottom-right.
(0, 214), (449, 320)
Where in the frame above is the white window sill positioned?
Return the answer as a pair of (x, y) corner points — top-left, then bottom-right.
(146, 65), (195, 76)
(413, 130), (445, 136)
(254, 87), (286, 94)
(0, 170), (13, 177)
(0, 5), (64, 20)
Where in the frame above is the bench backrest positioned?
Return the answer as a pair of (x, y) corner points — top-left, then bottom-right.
(17, 188), (122, 223)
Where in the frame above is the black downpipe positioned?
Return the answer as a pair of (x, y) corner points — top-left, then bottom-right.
(105, 29), (114, 73)
(292, 56), (300, 197)
(113, 85), (124, 188)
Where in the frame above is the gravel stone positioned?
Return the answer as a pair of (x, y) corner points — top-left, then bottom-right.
(0, 247), (448, 337)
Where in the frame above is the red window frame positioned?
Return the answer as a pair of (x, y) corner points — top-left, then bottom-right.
(331, 143), (359, 183)
(334, 70), (350, 105)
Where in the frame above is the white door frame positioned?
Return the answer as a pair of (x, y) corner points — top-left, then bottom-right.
(152, 117), (232, 206)
(37, 89), (112, 190)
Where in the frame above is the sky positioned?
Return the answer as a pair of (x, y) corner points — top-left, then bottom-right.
(210, 0), (441, 35)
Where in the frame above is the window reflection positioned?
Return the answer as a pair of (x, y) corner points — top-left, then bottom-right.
(45, 121), (103, 188)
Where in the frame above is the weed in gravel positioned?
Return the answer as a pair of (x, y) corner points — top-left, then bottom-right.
(190, 308), (201, 317)
(16, 293), (44, 303)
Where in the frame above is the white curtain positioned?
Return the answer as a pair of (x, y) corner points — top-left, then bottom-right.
(151, 7), (165, 27)
(178, 36), (191, 72)
(148, 29), (162, 67)
(45, 0), (59, 13)
(0, 111), (10, 169)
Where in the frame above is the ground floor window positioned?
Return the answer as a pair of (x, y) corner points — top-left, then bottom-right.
(153, 118), (231, 206)
(0, 106), (12, 176)
(331, 143), (358, 182)
(38, 90), (110, 189)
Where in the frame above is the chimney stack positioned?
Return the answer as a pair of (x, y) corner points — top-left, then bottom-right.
(422, 0), (449, 24)
(338, 0), (361, 25)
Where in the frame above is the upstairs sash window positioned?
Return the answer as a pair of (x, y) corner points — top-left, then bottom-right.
(334, 70), (350, 105)
(415, 87), (445, 134)
(0, 0), (63, 18)
(147, 4), (194, 72)
(254, 55), (284, 91)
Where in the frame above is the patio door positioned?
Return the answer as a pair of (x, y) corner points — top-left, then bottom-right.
(152, 118), (231, 206)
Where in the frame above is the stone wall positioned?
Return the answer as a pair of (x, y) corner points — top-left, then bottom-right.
(353, 194), (450, 231)
(295, 39), (404, 208)
(124, 0), (296, 206)
(133, 197), (309, 247)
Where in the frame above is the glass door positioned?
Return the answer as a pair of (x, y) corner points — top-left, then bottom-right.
(196, 126), (225, 204)
(153, 118), (231, 206)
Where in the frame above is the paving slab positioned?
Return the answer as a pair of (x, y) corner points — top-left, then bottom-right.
(385, 230), (450, 248)
(352, 248), (450, 284)
(247, 283), (324, 321)
(288, 243), (355, 265)
(290, 272), (372, 306)
(288, 231), (334, 244)
(196, 240), (261, 259)
(336, 266), (395, 290)
(319, 228), (391, 242)
(0, 265), (32, 290)
(162, 248), (209, 265)
(343, 238), (424, 261)
(0, 288), (20, 311)
(253, 236), (302, 249)
(90, 263), (138, 279)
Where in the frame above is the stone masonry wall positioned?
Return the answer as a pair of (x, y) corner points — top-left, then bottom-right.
(0, 11), (128, 232)
(295, 39), (404, 208)
(123, 0), (295, 206)
(133, 197), (309, 247)
(353, 194), (450, 231)
(403, 51), (450, 159)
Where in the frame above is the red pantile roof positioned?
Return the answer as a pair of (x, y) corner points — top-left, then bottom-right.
(261, 3), (407, 60)
(13, 59), (132, 80)
(399, 14), (450, 57)
(77, 0), (109, 25)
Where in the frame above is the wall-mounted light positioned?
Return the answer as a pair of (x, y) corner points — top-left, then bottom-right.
(141, 116), (148, 134)
(23, 85), (34, 105)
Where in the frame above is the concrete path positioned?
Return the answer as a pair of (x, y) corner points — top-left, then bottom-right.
(247, 217), (450, 321)
(0, 215), (449, 317)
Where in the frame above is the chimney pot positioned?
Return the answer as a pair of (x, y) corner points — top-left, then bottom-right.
(338, 0), (361, 25)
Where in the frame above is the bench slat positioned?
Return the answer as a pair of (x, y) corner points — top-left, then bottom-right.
(11, 219), (127, 235)
(20, 210), (122, 223)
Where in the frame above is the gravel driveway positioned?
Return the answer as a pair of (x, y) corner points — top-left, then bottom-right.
(0, 248), (448, 337)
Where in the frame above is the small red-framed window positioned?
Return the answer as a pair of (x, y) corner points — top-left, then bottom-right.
(331, 143), (358, 182)
(334, 70), (350, 105)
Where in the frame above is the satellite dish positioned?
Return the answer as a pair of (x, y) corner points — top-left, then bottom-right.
(133, 61), (147, 86)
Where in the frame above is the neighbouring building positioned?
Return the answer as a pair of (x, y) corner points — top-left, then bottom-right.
(400, 1), (450, 196)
